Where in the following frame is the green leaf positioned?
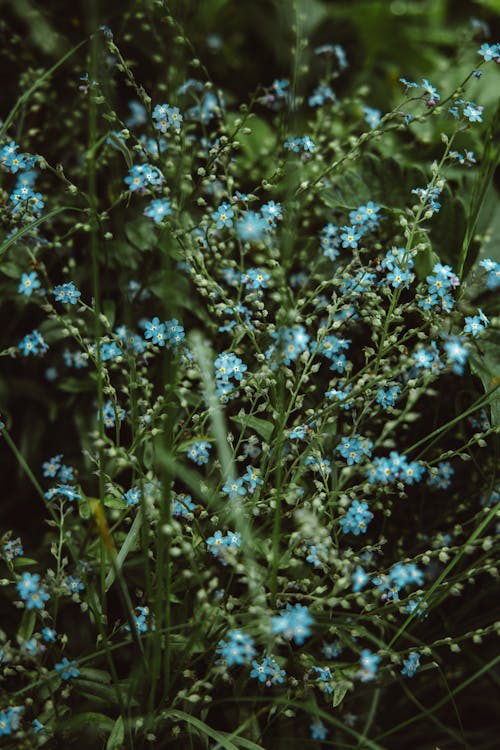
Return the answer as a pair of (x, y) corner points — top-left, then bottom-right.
(107, 132), (133, 169)
(321, 153), (426, 211)
(413, 247), (440, 281)
(106, 716), (125, 750)
(58, 378), (94, 394)
(124, 217), (156, 251)
(13, 557), (38, 567)
(469, 331), (500, 426)
(78, 667), (112, 683)
(103, 495), (126, 510)
(103, 299), (116, 328)
(18, 608), (36, 642)
(166, 710), (241, 750)
(58, 711), (114, 737)
(230, 414), (274, 443)
(333, 682), (349, 707)
(78, 494), (91, 520)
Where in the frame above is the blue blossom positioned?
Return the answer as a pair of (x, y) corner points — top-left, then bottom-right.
(41, 627), (57, 642)
(18, 271), (40, 297)
(55, 657), (80, 680)
(340, 500), (374, 536)
(340, 225), (362, 249)
(54, 282), (81, 305)
(308, 84), (336, 107)
(187, 440), (211, 465)
(336, 434), (373, 465)
(125, 163), (164, 192)
(152, 103), (183, 133)
(272, 603), (314, 645)
(125, 99), (147, 127)
(215, 351), (247, 395)
(367, 451), (425, 486)
(463, 309), (489, 338)
(261, 200), (283, 229)
(16, 573), (50, 610)
(2, 537), (23, 560)
(310, 720), (328, 740)
(376, 385), (401, 409)
(144, 197), (172, 224)
(401, 651), (421, 677)
(243, 465), (263, 491)
(43, 455), (63, 477)
(250, 656), (286, 685)
(44, 484), (81, 502)
(443, 337), (468, 375)
(421, 78), (440, 105)
(358, 649), (380, 681)
(479, 258), (500, 290)
(212, 201), (234, 229)
(363, 106), (381, 128)
(322, 640), (343, 659)
(463, 102), (483, 123)
(236, 211), (267, 242)
(427, 461), (454, 489)
(216, 630), (255, 666)
(352, 565), (370, 592)
(477, 42), (500, 62)
(222, 476), (247, 499)
(172, 493), (196, 517)
(312, 665), (334, 694)
(124, 486), (141, 506)
(243, 268), (270, 290)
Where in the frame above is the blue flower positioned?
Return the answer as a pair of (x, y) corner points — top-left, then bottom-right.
(124, 487), (141, 506)
(352, 565), (370, 592)
(144, 197), (172, 224)
(363, 106), (381, 129)
(478, 42), (500, 62)
(54, 282), (81, 305)
(172, 493), (196, 518)
(271, 603), (314, 645)
(336, 434), (373, 465)
(358, 649), (380, 681)
(187, 440), (211, 465)
(16, 573), (50, 610)
(18, 271), (40, 297)
(222, 476), (247, 499)
(310, 720), (328, 740)
(212, 201), (234, 229)
(237, 211), (267, 242)
(216, 630), (255, 666)
(152, 103), (183, 133)
(401, 651), (421, 677)
(18, 329), (48, 357)
(339, 500), (374, 536)
(340, 225), (362, 249)
(55, 657), (80, 680)
(463, 309), (489, 338)
(243, 268), (270, 290)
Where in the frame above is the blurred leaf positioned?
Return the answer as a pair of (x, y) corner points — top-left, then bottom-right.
(103, 299), (116, 328)
(18, 608), (36, 641)
(124, 217), (157, 251)
(469, 331), (500, 426)
(230, 414), (274, 442)
(321, 153), (426, 210)
(58, 378), (94, 393)
(59, 712), (114, 737)
(429, 190), (467, 268)
(106, 716), (125, 750)
(414, 247), (440, 281)
(333, 682), (349, 708)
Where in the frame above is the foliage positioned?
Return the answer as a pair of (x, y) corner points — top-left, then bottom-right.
(0, 2), (499, 749)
